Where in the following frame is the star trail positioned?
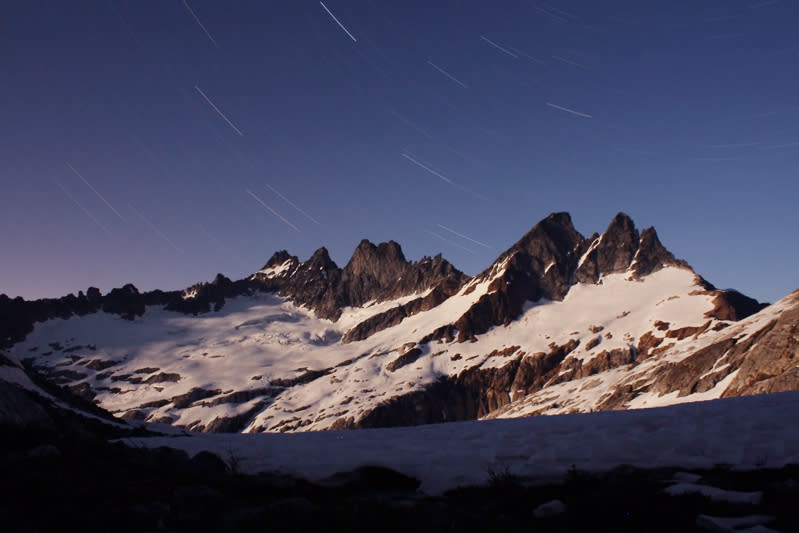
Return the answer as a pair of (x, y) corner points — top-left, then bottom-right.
(1, 1), (798, 303)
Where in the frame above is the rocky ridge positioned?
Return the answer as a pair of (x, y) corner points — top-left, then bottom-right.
(5, 211), (793, 434)
(428, 212), (755, 343)
(251, 240), (468, 321)
(0, 241), (467, 350)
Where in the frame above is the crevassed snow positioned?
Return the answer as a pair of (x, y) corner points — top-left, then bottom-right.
(125, 390), (799, 494)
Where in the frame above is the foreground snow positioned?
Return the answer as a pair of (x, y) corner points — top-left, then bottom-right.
(126, 390), (799, 494)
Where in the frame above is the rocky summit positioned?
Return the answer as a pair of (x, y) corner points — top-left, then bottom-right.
(2, 211), (792, 435)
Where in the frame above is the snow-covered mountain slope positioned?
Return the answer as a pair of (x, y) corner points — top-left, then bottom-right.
(0, 349), (127, 431)
(6, 212), (793, 433)
(490, 286), (799, 419)
(10, 274), (502, 432)
(125, 389), (799, 494)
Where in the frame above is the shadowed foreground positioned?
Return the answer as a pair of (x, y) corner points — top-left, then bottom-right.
(2, 425), (798, 532)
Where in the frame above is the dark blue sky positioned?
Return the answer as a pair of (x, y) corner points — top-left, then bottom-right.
(2, 0), (797, 303)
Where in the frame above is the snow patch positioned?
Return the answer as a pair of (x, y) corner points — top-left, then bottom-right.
(125, 390), (799, 494)
(254, 259), (295, 279)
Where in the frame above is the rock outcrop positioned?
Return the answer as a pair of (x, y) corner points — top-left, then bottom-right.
(252, 242), (468, 321)
(722, 290), (799, 396)
(0, 350), (132, 436)
(430, 212), (695, 342)
(5, 210), (789, 435)
(1, 241), (465, 347)
(349, 340), (582, 428)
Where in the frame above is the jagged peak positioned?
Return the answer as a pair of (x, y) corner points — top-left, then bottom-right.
(377, 240), (405, 258)
(593, 212), (640, 274)
(609, 211), (635, 228)
(704, 287), (768, 321)
(306, 246), (337, 268)
(602, 212), (638, 244)
(262, 250), (297, 270)
(210, 273), (231, 286)
(346, 239), (407, 270)
(119, 283), (140, 295)
(630, 226), (689, 278)
(512, 211), (582, 256)
(543, 211), (574, 226)
(354, 238), (376, 252)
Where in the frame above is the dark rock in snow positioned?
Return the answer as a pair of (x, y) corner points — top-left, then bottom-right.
(322, 465), (421, 492)
(187, 451), (229, 477)
(630, 227), (689, 278)
(429, 212), (696, 343)
(354, 339), (580, 428)
(102, 284), (146, 320)
(253, 241), (468, 322)
(171, 387), (222, 409)
(386, 347), (423, 372)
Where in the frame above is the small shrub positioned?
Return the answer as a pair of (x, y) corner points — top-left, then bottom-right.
(486, 464), (522, 489)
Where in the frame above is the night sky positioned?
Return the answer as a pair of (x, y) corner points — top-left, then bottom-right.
(3, 1), (798, 303)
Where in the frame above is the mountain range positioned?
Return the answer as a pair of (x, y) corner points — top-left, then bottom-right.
(2, 212), (796, 434)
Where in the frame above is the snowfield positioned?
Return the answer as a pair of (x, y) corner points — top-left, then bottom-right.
(13, 265), (737, 432)
(126, 390), (799, 494)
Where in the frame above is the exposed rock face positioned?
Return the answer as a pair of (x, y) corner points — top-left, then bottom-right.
(631, 227), (689, 278)
(386, 347), (424, 372)
(432, 212), (695, 342)
(498, 290), (799, 416)
(2, 240), (465, 348)
(0, 351), (131, 435)
(0, 289), (105, 349)
(195, 401), (269, 433)
(549, 346), (637, 387)
(352, 340), (581, 429)
(575, 213), (639, 282)
(252, 242), (468, 321)
(722, 291), (799, 396)
(263, 250), (296, 270)
(102, 284), (146, 320)
(275, 247), (343, 319)
(166, 274), (254, 315)
(445, 214), (586, 342)
(342, 276), (464, 343)
(351, 364), (517, 429)
(0, 276), (259, 349)
(5, 210), (788, 435)
(704, 289), (769, 321)
(341, 240), (410, 305)
(0, 379), (54, 428)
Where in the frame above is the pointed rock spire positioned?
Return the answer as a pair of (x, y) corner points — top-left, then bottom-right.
(575, 212), (640, 283)
(262, 250), (297, 270)
(514, 212), (583, 262)
(630, 227), (687, 278)
(596, 212), (640, 273)
(305, 247), (338, 271)
(344, 240), (407, 278)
